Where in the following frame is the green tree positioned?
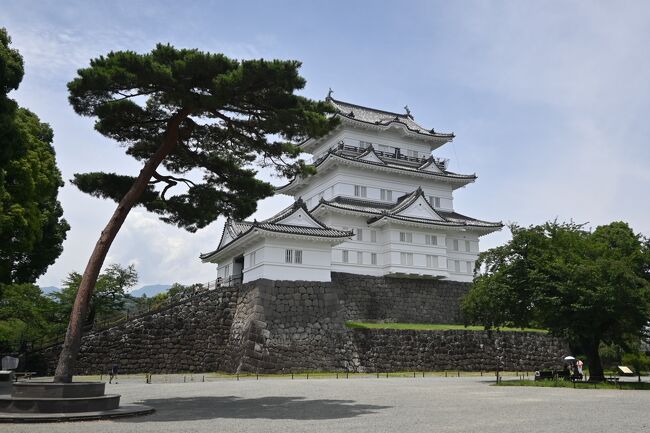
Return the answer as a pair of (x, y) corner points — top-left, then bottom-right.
(462, 221), (650, 380)
(0, 28), (69, 286)
(55, 44), (336, 382)
(0, 28), (68, 351)
(54, 264), (137, 327)
(0, 283), (59, 349)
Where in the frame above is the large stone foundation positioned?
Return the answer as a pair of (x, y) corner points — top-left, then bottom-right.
(33, 273), (567, 374)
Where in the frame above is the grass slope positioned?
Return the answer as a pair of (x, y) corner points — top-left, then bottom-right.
(346, 322), (547, 333)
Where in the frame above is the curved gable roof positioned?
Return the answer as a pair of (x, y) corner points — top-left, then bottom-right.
(327, 97), (455, 140)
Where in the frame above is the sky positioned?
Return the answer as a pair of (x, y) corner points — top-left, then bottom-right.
(2, 0), (649, 289)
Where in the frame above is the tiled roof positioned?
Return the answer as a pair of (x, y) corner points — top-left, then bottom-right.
(330, 150), (474, 180)
(277, 148), (476, 194)
(314, 190), (503, 230)
(228, 221), (353, 237)
(200, 200), (353, 261)
(327, 97), (454, 139)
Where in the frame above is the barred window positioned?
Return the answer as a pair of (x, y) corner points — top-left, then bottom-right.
(354, 185), (367, 197)
(425, 234), (438, 246)
(285, 249), (293, 263)
(295, 250), (302, 264)
(400, 232), (413, 243)
(371, 253), (377, 265)
(429, 196), (441, 208)
(400, 252), (413, 266)
(356, 228), (363, 241)
(380, 189), (393, 201)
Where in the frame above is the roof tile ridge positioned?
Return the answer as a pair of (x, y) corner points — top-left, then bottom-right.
(328, 96), (408, 118)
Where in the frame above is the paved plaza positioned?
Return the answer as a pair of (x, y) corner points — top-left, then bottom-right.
(5, 376), (650, 433)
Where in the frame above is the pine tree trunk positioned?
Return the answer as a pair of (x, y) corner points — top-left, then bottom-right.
(53, 110), (189, 383)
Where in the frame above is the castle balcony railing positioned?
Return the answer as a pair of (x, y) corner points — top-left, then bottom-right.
(331, 143), (449, 170)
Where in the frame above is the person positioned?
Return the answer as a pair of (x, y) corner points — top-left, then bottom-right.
(576, 359), (584, 376)
(109, 363), (119, 384)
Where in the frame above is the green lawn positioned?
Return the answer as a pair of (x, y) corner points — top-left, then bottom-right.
(498, 379), (650, 390)
(345, 321), (548, 333)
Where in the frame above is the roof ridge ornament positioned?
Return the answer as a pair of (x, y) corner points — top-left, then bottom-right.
(327, 88), (334, 100)
(404, 105), (413, 119)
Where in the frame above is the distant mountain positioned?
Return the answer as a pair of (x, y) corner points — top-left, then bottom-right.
(40, 286), (60, 294)
(129, 284), (172, 298)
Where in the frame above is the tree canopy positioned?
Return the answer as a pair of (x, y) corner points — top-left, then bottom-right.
(55, 44), (337, 382)
(69, 44), (337, 230)
(0, 27), (69, 285)
(53, 263), (137, 326)
(462, 221), (650, 379)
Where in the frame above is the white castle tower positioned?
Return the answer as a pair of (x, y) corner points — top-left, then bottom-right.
(201, 94), (502, 283)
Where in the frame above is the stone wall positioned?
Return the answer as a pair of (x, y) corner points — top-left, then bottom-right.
(38, 287), (239, 375)
(34, 273), (566, 375)
(332, 272), (470, 323)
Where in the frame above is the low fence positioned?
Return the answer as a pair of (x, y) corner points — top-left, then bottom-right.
(19, 279), (231, 352)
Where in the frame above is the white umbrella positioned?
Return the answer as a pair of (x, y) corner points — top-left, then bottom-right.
(563, 356), (576, 361)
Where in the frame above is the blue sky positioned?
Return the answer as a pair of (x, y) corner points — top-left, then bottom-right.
(3, 0), (649, 288)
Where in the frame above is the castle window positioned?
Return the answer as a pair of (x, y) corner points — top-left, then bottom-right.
(250, 251), (256, 266)
(359, 140), (372, 149)
(342, 250), (349, 263)
(224, 264), (230, 277)
(371, 253), (377, 265)
(426, 255), (438, 268)
(465, 240), (471, 252)
(425, 234), (438, 246)
(377, 144), (391, 154)
(354, 185), (367, 198)
(400, 232), (413, 243)
(400, 252), (413, 266)
(357, 251), (363, 264)
(406, 149), (419, 159)
(295, 250), (303, 264)
(454, 260), (461, 273)
(429, 196), (441, 208)
(453, 239), (459, 251)
(356, 228), (363, 241)
(466, 261), (473, 274)
(285, 249), (293, 263)
(380, 189), (393, 201)
(370, 230), (377, 243)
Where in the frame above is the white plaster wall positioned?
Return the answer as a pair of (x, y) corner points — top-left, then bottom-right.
(243, 237), (333, 283)
(300, 166), (455, 211)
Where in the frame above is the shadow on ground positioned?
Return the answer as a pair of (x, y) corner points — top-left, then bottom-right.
(119, 395), (390, 422)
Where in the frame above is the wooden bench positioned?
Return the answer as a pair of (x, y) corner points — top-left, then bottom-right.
(13, 372), (37, 381)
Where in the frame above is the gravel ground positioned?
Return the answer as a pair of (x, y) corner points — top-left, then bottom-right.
(5, 376), (650, 433)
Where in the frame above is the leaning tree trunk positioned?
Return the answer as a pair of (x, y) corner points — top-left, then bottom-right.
(53, 110), (189, 383)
